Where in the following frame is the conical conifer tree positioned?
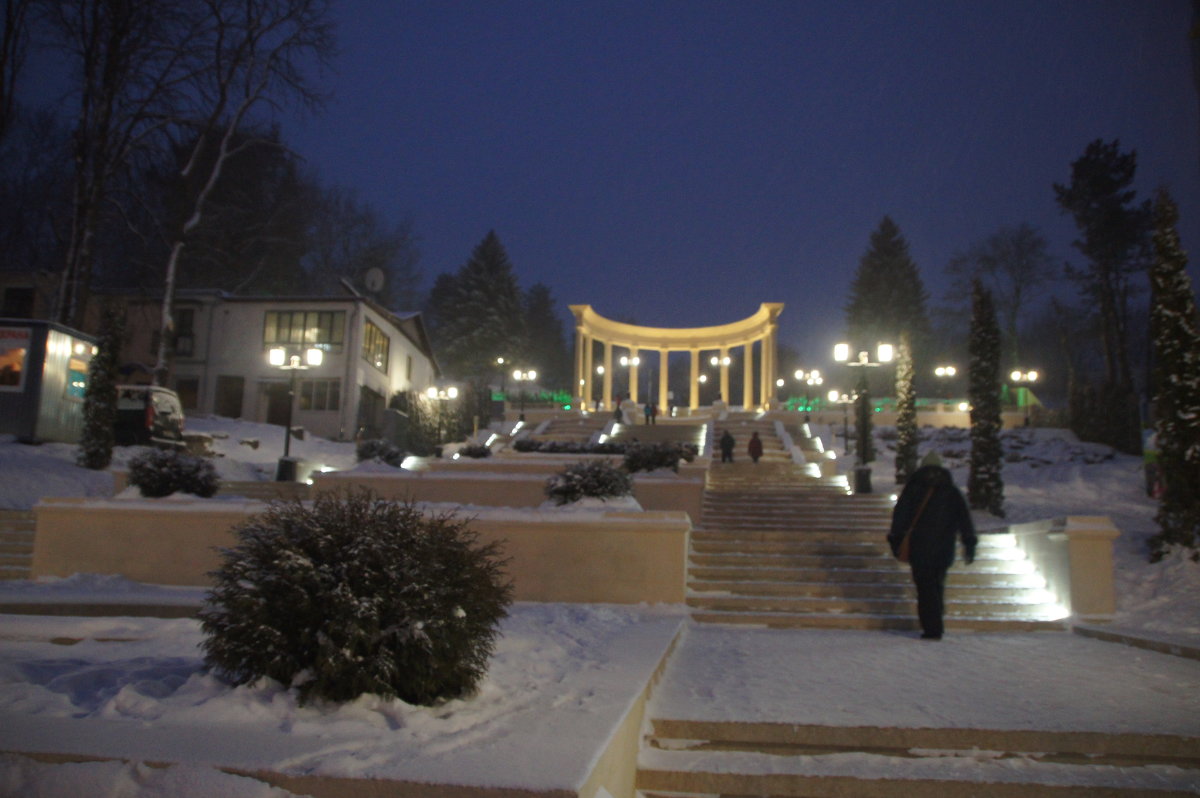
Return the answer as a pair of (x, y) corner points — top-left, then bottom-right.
(78, 305), (124, 470)
(426, 231), (528, 379)
(1147, 190), (1200, 560)
(894, 333), (918, 484)
(968, 279), (1004, 516)
(845, 216), (931, 357)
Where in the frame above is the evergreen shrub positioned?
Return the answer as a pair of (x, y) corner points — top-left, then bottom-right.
(357, 438), (406, 467)
(544, 460), (632, 505)
(200, 490), (512, 705)
(458, 444), (491, 458)
(128, 448), (219, 498)
(623, 441), (694, 473)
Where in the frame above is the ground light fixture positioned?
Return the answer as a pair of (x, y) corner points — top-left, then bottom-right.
(268, 345), (323, 481)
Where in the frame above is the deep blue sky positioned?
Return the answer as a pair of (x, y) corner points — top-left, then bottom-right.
(286, 1), (1200, 363)
(23, 1), (1189, 366)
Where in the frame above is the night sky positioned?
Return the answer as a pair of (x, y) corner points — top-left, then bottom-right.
(40, 2), (1200, 365)
(286, 1), (1199, 363)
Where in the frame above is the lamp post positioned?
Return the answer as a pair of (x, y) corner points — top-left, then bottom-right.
(795, 369), (823, 411)
(426, 385), (459, 453)
(834, 342), (894, 493)
(828, 389), (855, 456)
(512, 368), (537, 421)
(934, 364), (957, 403)
(1010, 369), (1039, 425)
(268, 345), (323, 481)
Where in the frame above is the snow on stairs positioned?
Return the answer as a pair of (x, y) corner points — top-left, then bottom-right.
(691, 431), (1067, 633)
(0, 510), (35, 580)
(637, 718), (1200, 796)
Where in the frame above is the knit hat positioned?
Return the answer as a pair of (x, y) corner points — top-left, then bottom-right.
(920, 451), (943, 468)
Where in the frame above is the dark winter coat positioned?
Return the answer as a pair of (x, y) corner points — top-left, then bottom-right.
(748, 434), (764, 459)
(888, 465), (977, 572)
(719, 431), (736, 454)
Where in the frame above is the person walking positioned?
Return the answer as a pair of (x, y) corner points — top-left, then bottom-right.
(719, 429), (736, 463)
(747, 431), (763, 463)
(887, 451), (976, 640)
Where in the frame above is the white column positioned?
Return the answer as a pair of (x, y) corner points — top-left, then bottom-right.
(689, 349), (700, 410)
(603, 341), (613, 410)
(583, 333), (594, 410)
(658, 348), (669, 414)
(743, 342), (754, 409)
(719, 348), (730, 406)
(629, 348), (640, 405)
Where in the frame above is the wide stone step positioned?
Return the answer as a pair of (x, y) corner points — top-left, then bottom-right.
(692, 529), (1011, 545)
(688, 579), (1045, 602)
(0, 564), (31, 580)
(686, 594), (1061, 618)
(639, 751), (1200, 797)
(0, 550), (33, 567)
(645, 719), (1200, 769)
(687, 564), (1042, 587)
(688, 611), (1068, 632)
(690, 548), (996, 569)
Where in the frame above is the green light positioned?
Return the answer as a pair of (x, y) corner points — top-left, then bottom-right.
(563, 404), (572, 410)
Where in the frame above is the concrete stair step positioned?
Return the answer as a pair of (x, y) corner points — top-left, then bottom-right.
(638, 752), (1200, 797)
(0, 565), (31, 580)
(688, 611), (1068, 632)
(686, 594), (1061, 618)
(645, 719), (1200, 769)
(0, 539), (34, 555)
(689, 550), (1006, 568)
(687, 565), (1041, 587)
(687, 579), (1045, 602)
(0, 552), (33, 568)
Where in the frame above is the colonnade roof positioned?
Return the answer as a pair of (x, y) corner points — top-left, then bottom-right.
(569, 303), (784, 350)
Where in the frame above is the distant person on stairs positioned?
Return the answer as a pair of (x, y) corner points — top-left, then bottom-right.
(887, 451), (976, 640)
(748, 431), (763, 463)
(719, 429), (736, 463)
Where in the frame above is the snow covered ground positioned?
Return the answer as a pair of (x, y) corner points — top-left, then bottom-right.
(0, 416), (1198, 796)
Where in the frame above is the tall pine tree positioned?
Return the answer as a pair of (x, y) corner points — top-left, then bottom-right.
(1147, 190), (1200, 561)
(523, 282), (570, 393)
(425, 231), (528, 379)
(845, 216), (931, 362)
(894, 332), (918, 484)
(77, 304), (124, 470)
(968, 279), (1004, 517)
(1053, 139), (1150, 454)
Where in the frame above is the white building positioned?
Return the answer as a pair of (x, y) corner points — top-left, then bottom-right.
(153, 291), (439, 441)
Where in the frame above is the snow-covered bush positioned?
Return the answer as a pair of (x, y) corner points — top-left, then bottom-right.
(200, 490), (512, 706)
(544, 460), (633, 505)
(623, 441), (694, 473)
(127, 449), (219, 498)
(356, 438), (406, 467)
(457, 444), (491, 458)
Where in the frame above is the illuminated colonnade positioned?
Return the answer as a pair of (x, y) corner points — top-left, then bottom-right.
(569, 303), (784, 413)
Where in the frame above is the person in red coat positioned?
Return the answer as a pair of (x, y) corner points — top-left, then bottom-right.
(747, 431), (764, 463)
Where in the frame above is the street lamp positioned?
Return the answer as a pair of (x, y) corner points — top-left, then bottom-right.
(268, 345), (323, 481)
(934, 364), (957, 402)
(828, 389), (855, 456)
(834, 341), (893, 493)
(795, 369), (823, 411)
(512, 368), (537, 421)
(1010, 369), (1039, 424)
(426, 385), (459, 452)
